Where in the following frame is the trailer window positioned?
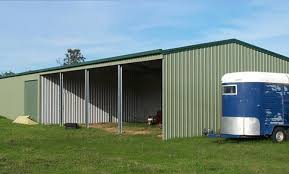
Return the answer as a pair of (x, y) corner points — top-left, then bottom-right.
(222, 85), (237, 95)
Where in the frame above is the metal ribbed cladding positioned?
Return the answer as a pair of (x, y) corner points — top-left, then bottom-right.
(63, 71), (85, 124)
(89, 67), (139, 123)
(40, 74), (60, 124)
(123, 70), (138, 122)
(163, 42), (289, 140)
(41, 65), (161, 125)
(89, 68), (117, 123)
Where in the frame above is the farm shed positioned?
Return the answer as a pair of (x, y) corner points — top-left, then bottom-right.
(1, 39), (289, 139)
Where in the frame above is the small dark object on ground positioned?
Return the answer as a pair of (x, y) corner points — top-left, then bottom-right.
(147, 110), (162, 127)
(202, 128), (214, 136)
(147, 116), (156, 125)
(64, 123), (80, 129)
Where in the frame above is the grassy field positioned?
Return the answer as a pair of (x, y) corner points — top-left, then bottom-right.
(1, 116), (289, 174)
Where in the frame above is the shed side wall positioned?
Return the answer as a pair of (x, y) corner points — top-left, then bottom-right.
(163, 43), (289, 139)
(0, 74), (39, 120)
(0, 54), (161, 121)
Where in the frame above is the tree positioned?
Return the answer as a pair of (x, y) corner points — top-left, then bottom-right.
(57, 48), (86, 66)
(0, 71), (15, 78)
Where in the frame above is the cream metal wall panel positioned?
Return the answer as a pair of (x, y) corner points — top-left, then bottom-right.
(40, 75), (60, 124)
(0, 74), (39, 120)
(41, 72), (86, 124)
(163, 43), (289, 139)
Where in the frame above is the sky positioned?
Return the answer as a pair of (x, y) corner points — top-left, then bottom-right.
(0, 0), (289, 73)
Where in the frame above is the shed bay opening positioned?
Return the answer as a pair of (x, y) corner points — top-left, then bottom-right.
(40, 59), (162, 129)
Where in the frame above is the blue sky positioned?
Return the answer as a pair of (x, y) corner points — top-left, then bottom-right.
(1, 0), (289, 73)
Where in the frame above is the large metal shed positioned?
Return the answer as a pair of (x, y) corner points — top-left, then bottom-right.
(1, 39), (289, 139)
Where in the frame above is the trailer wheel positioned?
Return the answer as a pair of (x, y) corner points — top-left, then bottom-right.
(272, 127), (286, 143)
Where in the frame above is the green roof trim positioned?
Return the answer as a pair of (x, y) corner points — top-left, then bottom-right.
(1, 38), (289, 80)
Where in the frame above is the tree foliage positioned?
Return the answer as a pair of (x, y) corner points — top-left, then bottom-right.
(57, 48), (86, 66)
(0, 71), (15, 78)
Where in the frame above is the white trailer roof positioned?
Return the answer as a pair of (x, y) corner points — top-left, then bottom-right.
(222, 72), (289, 84)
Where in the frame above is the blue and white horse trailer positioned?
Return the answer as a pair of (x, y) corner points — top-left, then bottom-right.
(214, 72), (289, 142)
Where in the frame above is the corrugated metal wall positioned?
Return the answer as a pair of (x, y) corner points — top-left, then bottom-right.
(41, 71), (86, 124)
(63, 71), (86, 123)
(123, 62), (162, 122)
(133, 71), (162, 122)
(40, 74), (60, 124)
(89, 65), (161, 123)
(0, 50), (161, 121)
(41, 63), (162, 125)
(123, 70), (138, 122)
(89, 68), (117, 123)
(163, 42), (289, 139)
(88, 67), (141, 123)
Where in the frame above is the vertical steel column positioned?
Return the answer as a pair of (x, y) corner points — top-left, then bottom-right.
(39, 76), (42, 123)
(59, 72), (64, 126)
(85, 69), (90, 128)
(118, 65), (123, 134)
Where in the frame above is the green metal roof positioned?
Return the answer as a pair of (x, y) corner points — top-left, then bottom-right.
(1, 38), (288, 79)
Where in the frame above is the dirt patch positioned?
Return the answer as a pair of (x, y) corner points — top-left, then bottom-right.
(124, 129), (151, 135)
(89, 123), (162, 137)
(90, 123), (118, 133)
(157, 134), (163, 139)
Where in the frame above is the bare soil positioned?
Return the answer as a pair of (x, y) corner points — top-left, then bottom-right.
(89, 123), (162, 137)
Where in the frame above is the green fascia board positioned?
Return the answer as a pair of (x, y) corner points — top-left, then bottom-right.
(0, 49), (163, 79)
(1, 38), (289, 80)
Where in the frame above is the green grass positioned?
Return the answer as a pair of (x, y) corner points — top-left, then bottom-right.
(0, 116), (289, 174)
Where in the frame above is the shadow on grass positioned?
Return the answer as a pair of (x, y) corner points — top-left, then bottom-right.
(211, 137), (273, 144)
